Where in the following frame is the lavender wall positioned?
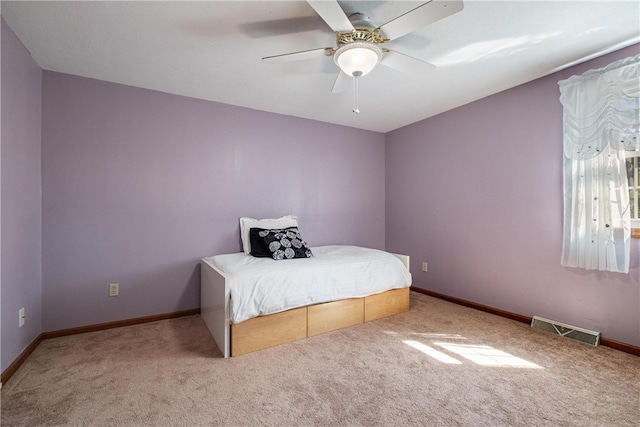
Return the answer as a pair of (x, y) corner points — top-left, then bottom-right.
(386, 44), (640, 347)
(1, 18), (43, 373)
(41, 72), (385, 331)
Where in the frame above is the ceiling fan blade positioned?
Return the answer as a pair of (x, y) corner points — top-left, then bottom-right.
(263, 48), (332, 64)
(378, 0), (464, 41)
(240, 16), (328, 38)
(331, 72), (350, 93)
(307, 0), (354, 33)
(380, 50), (436, 76)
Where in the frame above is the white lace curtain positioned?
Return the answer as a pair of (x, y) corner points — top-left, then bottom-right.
(559, 54), (639, 273)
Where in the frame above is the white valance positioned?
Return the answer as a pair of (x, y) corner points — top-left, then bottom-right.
(559, 54), (639, 160)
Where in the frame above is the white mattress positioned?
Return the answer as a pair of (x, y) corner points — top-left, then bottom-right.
(204, 245), (412, 324)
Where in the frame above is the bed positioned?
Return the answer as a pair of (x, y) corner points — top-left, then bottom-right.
(200, 216), (412, 357)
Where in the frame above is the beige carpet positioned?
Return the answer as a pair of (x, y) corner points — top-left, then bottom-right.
(1, 292), (639, 426)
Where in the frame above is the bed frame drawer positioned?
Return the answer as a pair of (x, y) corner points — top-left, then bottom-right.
(307, 298), (364, 337)
(232, 307), (307, 356)
(364, 288), (410, 322)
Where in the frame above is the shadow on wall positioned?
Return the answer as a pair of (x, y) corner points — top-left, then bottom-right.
(182, 262), (201, 309)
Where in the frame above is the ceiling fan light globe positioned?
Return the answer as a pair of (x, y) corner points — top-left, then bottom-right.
(334, 42), (382, 77)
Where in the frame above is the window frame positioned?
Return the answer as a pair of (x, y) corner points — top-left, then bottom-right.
(626, 151), (640, 236)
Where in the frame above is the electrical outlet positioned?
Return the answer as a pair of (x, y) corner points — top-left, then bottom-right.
(19, 307), (25, 327)
(421, 262), (428, 272)
(109, 283), (119, 297)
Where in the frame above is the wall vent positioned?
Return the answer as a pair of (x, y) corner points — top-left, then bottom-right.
(531, 316), (600, 346)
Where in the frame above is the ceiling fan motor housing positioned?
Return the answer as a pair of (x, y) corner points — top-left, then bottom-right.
(336, 28), (387, 46)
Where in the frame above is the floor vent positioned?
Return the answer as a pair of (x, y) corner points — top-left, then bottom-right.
(531, 316), (600, 346)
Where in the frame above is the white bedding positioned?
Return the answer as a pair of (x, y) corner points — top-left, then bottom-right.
(204, 245), (412, 324)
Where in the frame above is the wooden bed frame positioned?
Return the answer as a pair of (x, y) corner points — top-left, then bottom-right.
(200, 253), (411, 357)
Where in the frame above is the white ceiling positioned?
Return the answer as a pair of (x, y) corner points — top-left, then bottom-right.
(2, 1), (639, 133)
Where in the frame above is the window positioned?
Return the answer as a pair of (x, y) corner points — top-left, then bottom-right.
(559, 54), (639, 272)
(627, 152), (640, 235)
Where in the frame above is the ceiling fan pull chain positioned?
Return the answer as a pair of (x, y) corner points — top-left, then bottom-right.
(352, 71), (362, 114)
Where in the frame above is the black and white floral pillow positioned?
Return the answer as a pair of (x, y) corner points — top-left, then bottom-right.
(249, 227), (313, 260)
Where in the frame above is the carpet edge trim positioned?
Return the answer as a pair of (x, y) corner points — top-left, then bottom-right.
(0, 333), (44, 387)
(0, 308), (200, 385)
(410, 286), (640, 357)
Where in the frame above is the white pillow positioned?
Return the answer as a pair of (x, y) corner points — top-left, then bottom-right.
(239, 215), (298, 254)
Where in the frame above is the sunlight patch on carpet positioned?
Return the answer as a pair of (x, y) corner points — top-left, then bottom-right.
(402, 340), (462, 364)
(400, 333), (542, 368)
(434, 342), (542, 369)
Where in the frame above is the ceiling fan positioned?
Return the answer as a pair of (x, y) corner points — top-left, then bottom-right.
(262, 0), (464, 112)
